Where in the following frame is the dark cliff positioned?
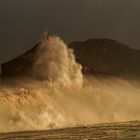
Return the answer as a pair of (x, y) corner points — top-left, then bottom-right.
(0, 43), (39, 79)
(70, 39), (140, 79)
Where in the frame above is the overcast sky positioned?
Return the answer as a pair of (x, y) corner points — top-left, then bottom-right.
(0, 0), (140, 64)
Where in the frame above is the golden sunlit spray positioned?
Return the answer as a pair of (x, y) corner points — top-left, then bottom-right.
(0, 35), (140, 132)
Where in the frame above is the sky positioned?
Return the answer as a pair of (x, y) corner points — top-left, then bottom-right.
(0, 0), (140, 64)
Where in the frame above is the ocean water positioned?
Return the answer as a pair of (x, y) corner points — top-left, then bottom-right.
(0, 121), (140, 139)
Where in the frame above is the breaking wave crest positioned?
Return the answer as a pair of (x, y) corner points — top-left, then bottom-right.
(0, 35), (140, 132)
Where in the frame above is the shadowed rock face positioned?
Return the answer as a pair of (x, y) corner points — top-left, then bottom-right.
(1, 38), (140, 80)
(70, 39), (140, 79)
(0, 43), (40, 79)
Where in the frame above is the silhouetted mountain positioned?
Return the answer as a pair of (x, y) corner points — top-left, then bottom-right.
(1, 38), (140, 80)
(0, 43), (40, 79)
(69, 39), (140, 79)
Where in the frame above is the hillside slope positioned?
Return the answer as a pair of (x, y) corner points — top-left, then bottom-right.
(70, 39), (140, 79)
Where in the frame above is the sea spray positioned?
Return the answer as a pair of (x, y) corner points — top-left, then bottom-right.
(0, 35), (140, 132)
(32, 35), (83, 88)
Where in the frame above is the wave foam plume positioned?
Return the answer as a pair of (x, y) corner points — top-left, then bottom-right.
(32, 34), (83, 88)
(0, 34), (140, 132)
